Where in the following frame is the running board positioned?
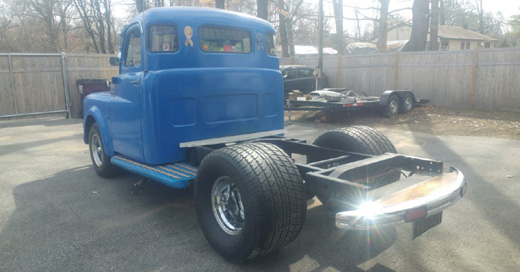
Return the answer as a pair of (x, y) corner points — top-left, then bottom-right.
(111, 155), (197, 189)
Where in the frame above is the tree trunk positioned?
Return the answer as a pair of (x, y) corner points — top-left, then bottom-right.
(215, 0), (225, 9)
(402, 0), (430, 52)
(94, 0), (107, 54)
(439, 0), (445, 25)
(355, 8), (361, 41)
(286, 18), (295, 56)
(278, 0), (289, 57)
(377, 0), (389, 53)
(475, 0), (484, 33)
(332, 0), (343, 55)
(430, 0), (439, 50)
(104, 0), (114, 54)
(257, 0), (268, 20)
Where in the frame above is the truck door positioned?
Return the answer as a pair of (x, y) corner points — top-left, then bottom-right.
(109, 25), (144, 161)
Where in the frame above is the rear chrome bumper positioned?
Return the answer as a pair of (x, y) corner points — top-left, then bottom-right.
(336, 168), (466, 229)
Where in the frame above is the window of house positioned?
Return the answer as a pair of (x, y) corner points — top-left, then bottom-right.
(148, 25), (178, 52)
(460, 41), (465, 50)
(124, 29), (141, 67)
(441, 41), (449, 50)
(485, 42), (491, 48)
(466, 42), (470, 49)
(199, 26), (251, 53)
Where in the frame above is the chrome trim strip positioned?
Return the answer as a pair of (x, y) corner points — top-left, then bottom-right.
(179, 129), (286, 148)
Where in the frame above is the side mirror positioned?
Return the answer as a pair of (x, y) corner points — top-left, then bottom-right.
(109, 57), (120, 66)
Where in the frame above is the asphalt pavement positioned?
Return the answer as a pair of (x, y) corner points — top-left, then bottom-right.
(0, 117), (519, 271)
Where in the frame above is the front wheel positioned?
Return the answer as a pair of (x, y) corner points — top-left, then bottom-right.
(382, 94), (400, 118)
(88, 123), (119, 177)
(195, 143), (306, 262)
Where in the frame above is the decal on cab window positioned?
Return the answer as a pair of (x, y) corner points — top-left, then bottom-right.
(256, 33), (263, 50)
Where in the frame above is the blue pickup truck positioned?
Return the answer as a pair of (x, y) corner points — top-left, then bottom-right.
(83, 7), (466, 262)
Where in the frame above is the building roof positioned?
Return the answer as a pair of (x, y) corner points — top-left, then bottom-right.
(438, 25), (498, 42)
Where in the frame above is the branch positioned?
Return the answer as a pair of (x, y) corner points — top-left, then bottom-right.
(343, 5), (378, 11)
(389, 7), (412, 14)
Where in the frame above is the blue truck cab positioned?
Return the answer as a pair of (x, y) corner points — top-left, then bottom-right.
(84, 7), (283, 167)
(83, 7), (466, 263)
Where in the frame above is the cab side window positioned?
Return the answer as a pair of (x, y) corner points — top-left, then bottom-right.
(265, 33), (276, 56)
(124, 29), (141, 67)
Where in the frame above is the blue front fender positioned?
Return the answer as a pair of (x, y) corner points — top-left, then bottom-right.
(84, 106), (115, 157)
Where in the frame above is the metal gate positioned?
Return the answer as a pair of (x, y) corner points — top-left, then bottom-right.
(0, 53), (71, 119)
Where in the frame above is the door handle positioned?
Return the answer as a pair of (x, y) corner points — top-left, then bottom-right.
(130, 80), (139, 86)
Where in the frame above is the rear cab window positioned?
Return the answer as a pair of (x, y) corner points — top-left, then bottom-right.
(148, 25), (179, 53)
(199, 26), (251, 53)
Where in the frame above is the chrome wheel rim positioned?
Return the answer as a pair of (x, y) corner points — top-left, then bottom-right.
(405, 97), (413, 111)
(91, 134), (103, 167)
(389, 99), (398, 114)
(211, 176), (244, 235)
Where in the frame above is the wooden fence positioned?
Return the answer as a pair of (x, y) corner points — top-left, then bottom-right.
(1, 49), (518, 119)
(0, 53), (118, 118)
(281, 47), (520, 111)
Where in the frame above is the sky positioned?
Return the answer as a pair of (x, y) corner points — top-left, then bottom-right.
(332, 0), (520, 19)
(321, 0), (520, 34)
(113, 0), (520, 30)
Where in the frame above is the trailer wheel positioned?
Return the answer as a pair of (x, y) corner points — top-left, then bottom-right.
(309, 126), (398, 209)
(88, 123), (119, 177)
(400, 93), (414, 114)
(383, 94), (400, 117)
(195, 143), (306, 262)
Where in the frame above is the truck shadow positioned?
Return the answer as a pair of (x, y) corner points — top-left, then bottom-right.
(246, 203), (398, 272)
(0, 166), (397, 272)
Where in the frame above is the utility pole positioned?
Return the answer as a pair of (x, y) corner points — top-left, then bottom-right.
(318, 0), (323, 88)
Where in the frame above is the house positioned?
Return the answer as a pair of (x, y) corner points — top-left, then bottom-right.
(385, 25), (498, 50)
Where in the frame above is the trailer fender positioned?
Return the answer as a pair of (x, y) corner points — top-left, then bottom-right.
(83, 107), (115, 157)
(379, 90), (415, 107)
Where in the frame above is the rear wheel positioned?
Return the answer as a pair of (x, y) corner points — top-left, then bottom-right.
(88, 123), (119, 177)
(309, 126), (399, 209)
(400, 93), (414, 114)
(195, 143), (306, 262)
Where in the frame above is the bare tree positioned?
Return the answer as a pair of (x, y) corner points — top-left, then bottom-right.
(25, 0), (73, 52)
(73, 0), (115, 54)
(402, 0), (429, 51)
(430, 0), (440, 50)
(377, 0), (389, 53)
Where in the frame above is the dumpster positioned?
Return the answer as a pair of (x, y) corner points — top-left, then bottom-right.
(77, 79), (109, 117)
